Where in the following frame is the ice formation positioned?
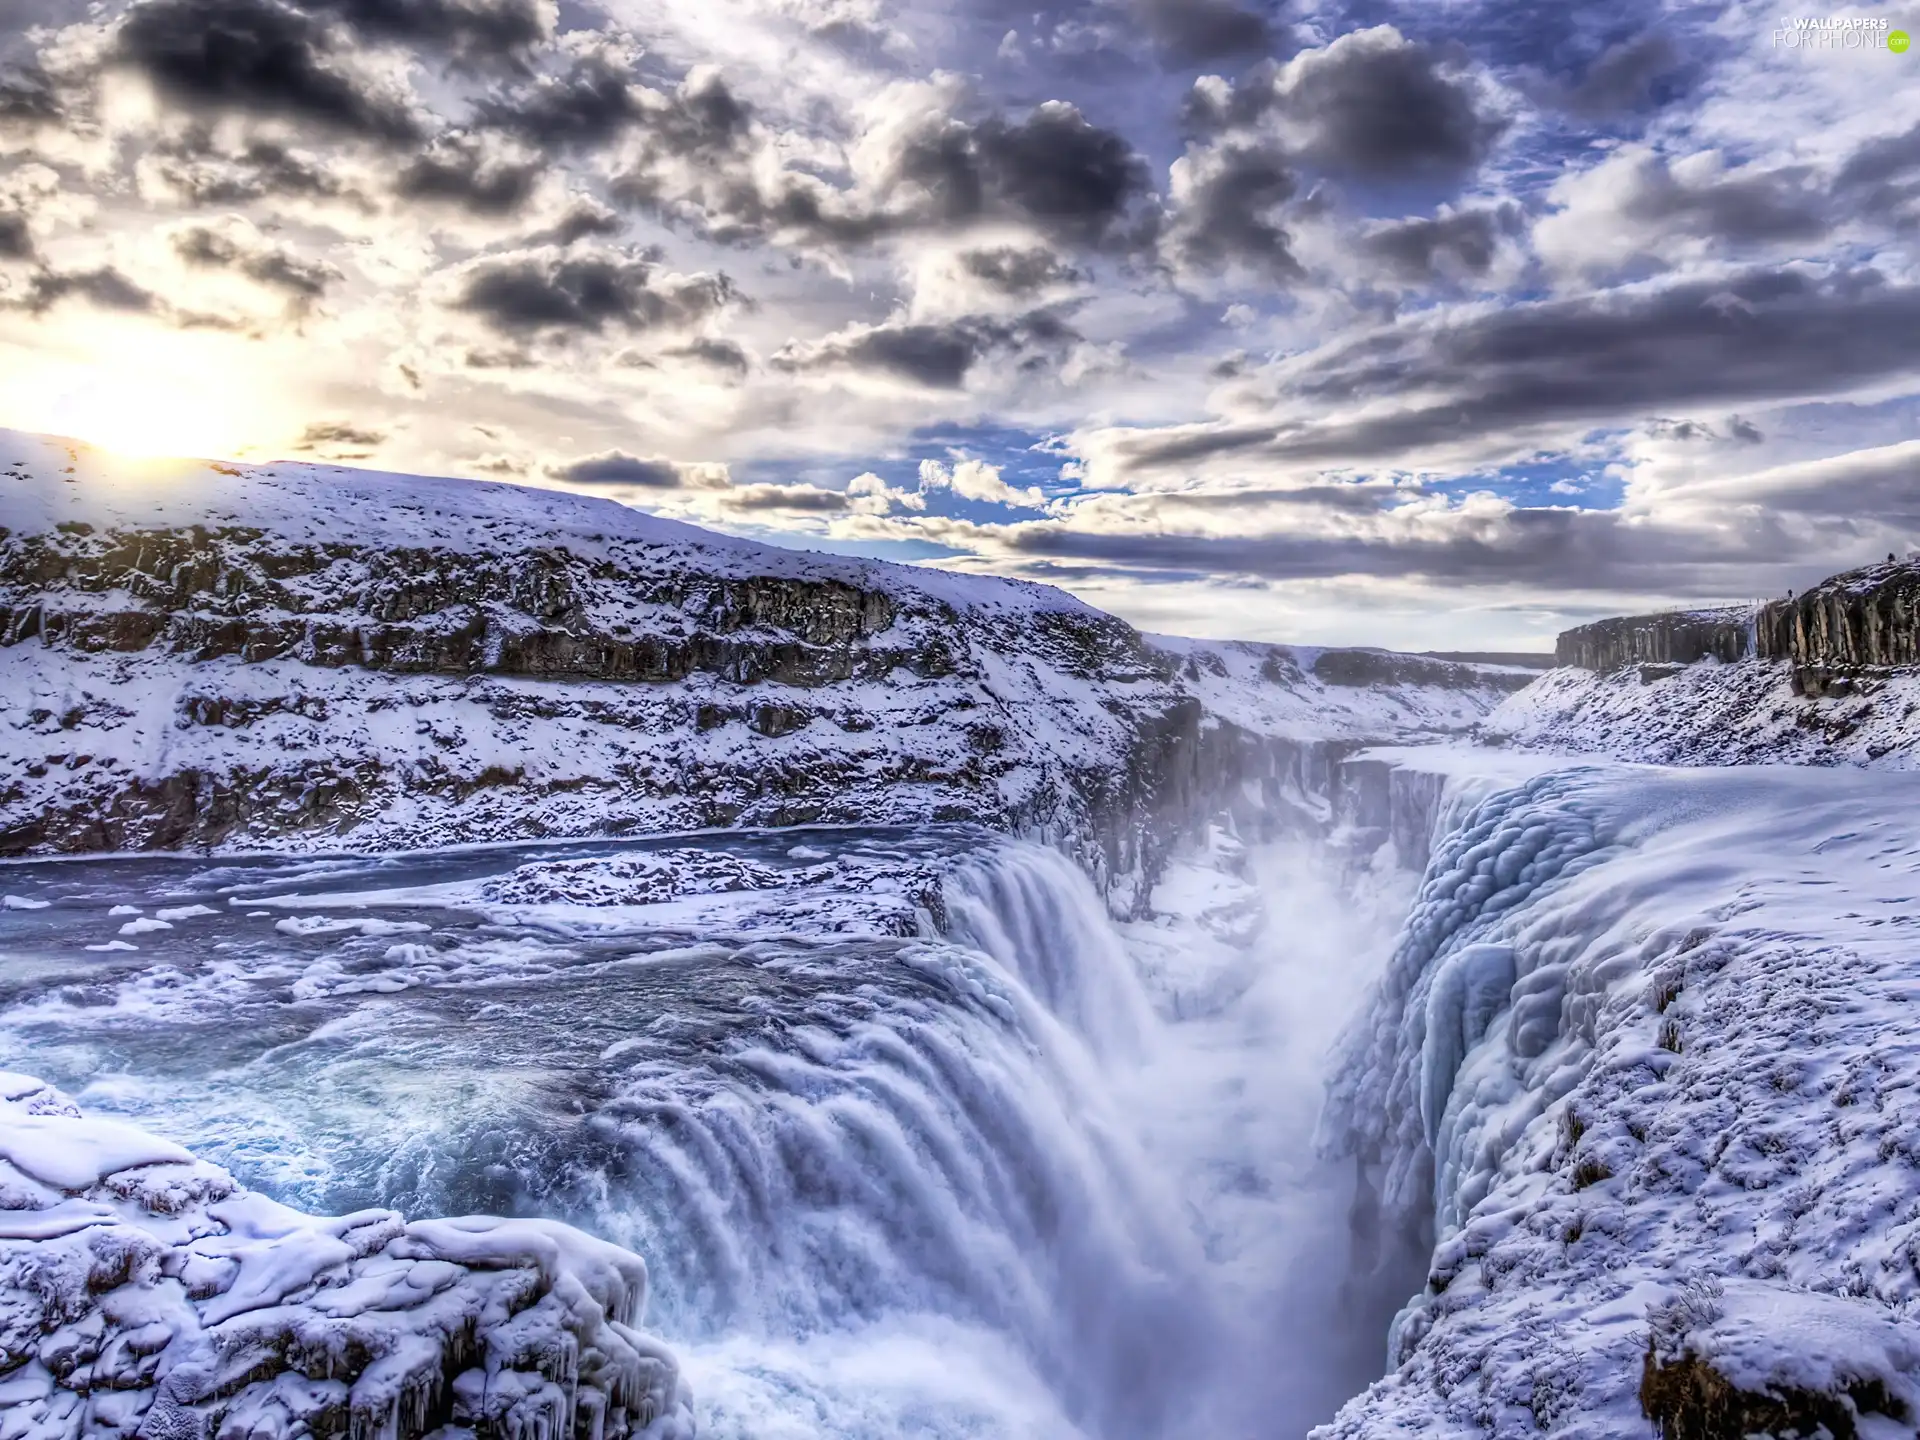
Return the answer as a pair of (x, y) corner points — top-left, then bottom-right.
(1319, 759), (1920, 1437)
(0, 1073), (692, 1440)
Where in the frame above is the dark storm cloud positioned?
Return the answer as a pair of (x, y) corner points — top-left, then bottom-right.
(958, 245), (1082, 296)
(395, 131), (543, 214)
(296, 420), (386, 450)
(1106, 267), (1920, 475)
(1189, 27), (1501, 184)
(153, 137), (367, 206)
(1164, 142), (1301, 280)
(292, 0), (549, 66)
(1135, 0), (1273, 65)
(479, 54), (749, 156)
(1609, 155), (1829, 247)
(11, 266), (159, 316)
(1360, 204), (1518, 282)
(0, 65), (64, 128)
(526, 199), (626, 247)
(172, 225), (342, 304)
(773, 311), (1076, 389)
(549, 449), (682, 486)
(668, 336), (750, 372)
(896, 102), (1148, 246)
(114, 0), (423, 142)
(0, 212), (34, 261)
(610, 94), (1148, 256)
(717, 482), (848, 513)
(451, 246), (737, 338)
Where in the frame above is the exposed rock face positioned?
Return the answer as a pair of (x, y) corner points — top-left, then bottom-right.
(1757, 558), (1920, 696)
(1553, 606), (1755, 672)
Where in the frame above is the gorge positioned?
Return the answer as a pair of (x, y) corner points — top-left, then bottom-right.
(3, 437), (1918, 1439)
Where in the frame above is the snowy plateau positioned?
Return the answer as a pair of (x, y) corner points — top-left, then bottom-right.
(2, 432), (1920, 1440)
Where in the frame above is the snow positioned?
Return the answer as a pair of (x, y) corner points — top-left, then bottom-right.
(1481, 657), (1920, 766)
(0, 1073), (693, 1439)
(1317, 752), (1920, 1438)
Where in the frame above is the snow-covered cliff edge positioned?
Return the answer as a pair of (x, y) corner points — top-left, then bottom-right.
(0, 431), (1525, 909)
(1316, 756), (1920, 1439)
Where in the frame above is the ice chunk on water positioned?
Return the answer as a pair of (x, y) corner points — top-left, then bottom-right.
(119, 917), (174, 935)
(155, 904), (219, 921)
(2, 895), (49, 910)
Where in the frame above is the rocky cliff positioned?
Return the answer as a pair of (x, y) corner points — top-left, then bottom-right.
(0, 432), (1526, 908)
(1756, 557), (1920, 695)
(1553, 605), (1754, 673)
(1487, 558), (1920, 766)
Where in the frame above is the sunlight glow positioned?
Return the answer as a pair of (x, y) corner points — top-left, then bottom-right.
(1, 326), (284, 464)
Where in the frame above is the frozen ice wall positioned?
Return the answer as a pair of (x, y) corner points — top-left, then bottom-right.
(1318, 760), (1920, 1436)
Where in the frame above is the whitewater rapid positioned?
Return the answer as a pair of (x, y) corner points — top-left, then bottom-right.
(0, 824), (1415, 1439)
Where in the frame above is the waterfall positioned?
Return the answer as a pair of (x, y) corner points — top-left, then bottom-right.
(547, 841), (1215, 1440)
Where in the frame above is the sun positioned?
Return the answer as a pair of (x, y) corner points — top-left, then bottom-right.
(43, 373), (251, 462)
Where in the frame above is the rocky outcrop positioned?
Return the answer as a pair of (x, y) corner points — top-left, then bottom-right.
(1757, 558), (1920, 696)
(1553, 606), (1755, 673)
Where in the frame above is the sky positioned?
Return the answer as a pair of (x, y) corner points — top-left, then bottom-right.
(0, 0), (1917, 648)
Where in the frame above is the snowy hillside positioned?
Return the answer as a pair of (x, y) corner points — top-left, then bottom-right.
(0, 1072), (693, 1440)
(1481, 659), (1920, 767)
(1318, 755), (1920, 1438)
(0, 431), (1525, 906)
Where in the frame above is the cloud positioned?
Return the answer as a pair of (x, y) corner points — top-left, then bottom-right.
(481, 50), (749, 156)
(295, 419), (386, 454)
(1090, 266), (1920, 481)
(145, 136), (368, 206)
(448, 245), (737, 339)
(0, 64), (64, 129)
(1550, 29), (1687, 118)
(955, 244), (1082, 297)
(1537, 147), (1829, 279)
(395, 130), (544, 215)
(1135, 0), (1272, 66)
(291, 0), (552, 67)
(1358, 203), (1519, 284)
(112, 0), (424, 142)
(548, 449), (731, 488)
(611, 87), (1149, 256)
(0, 211), (33, 260)
(171, 222), (342, 306)
(918, 455), (1045, 507)
(772, 310), (1075, 388)
(9, 265), (158, 316)
(1162, 139), (1300, 280)
(1187, 27), (1502, 184)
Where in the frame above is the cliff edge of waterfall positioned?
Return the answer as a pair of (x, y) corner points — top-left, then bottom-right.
(0, 430), (1528, 908)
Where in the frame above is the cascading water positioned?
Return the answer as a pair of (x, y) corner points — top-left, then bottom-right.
(0, 822), (1420, 1439)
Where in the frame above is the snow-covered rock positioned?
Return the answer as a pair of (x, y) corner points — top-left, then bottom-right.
(0, 431), (1525, 910)
(0, 1072), (691, 1440)
(1480, 658), (1920, 767)
(1318, 756), (1920, 1439)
